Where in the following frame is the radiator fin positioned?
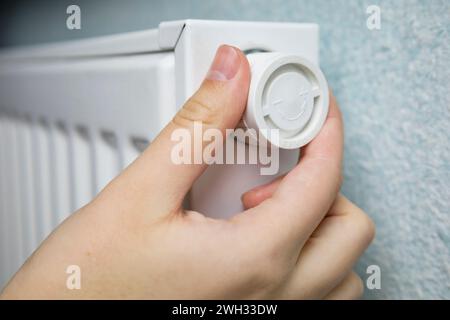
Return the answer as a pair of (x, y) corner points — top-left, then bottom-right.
(52, 123), (71, 223)
(70, 126), (94, 211)
(94, 130), (120, 193)
(17, 117), (38, 262)
(33, 120), (54, 244)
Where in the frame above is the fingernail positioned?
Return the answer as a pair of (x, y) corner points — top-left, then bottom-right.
(206, 45), (241, 81)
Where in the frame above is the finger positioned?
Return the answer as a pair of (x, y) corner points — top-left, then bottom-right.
(101, 45), (250, 214)
(234, 92), (343, 251)
(279, 195), (375, 298)
(324, 272), (364, 300)
(241, 174), (284, 209)
(242, 92), (341, 211)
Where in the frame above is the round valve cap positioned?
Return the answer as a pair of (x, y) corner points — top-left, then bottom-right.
(244, 52), (329, 149)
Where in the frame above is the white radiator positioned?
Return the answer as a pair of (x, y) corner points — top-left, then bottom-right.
(0, 20), (325, 289)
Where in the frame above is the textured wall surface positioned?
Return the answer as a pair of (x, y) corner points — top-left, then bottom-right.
(1, 0), (449, 299)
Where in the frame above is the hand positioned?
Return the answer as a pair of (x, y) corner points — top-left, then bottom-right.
(0, 45), (375, 299)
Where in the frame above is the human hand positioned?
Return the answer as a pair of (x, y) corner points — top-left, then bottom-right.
(0, 45), (374, 299)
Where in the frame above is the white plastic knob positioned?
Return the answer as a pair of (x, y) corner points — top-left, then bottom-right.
(243, 52), (329, 149)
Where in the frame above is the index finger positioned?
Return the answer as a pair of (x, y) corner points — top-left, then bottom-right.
(233, 92), (343, 253)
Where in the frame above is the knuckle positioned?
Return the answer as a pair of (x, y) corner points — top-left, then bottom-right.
(356, 212), (376, 244)
(349, 209), (376, 245)
(173, 96), (220, 128)
(348, 272), (364, 299)
(339, 199), (376, 245)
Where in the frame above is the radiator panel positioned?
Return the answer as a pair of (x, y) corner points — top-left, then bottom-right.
(0, 52), (176, 288)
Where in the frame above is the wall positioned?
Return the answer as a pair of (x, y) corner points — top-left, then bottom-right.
(0, 0), (449, 299)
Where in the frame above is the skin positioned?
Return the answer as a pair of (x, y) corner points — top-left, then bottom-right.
(0, 45), (375, 299)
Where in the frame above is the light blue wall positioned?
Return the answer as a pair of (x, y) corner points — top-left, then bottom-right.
(1, 0), (449, 299)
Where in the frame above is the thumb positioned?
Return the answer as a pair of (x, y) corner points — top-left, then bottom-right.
(107, 45), (250, 213)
